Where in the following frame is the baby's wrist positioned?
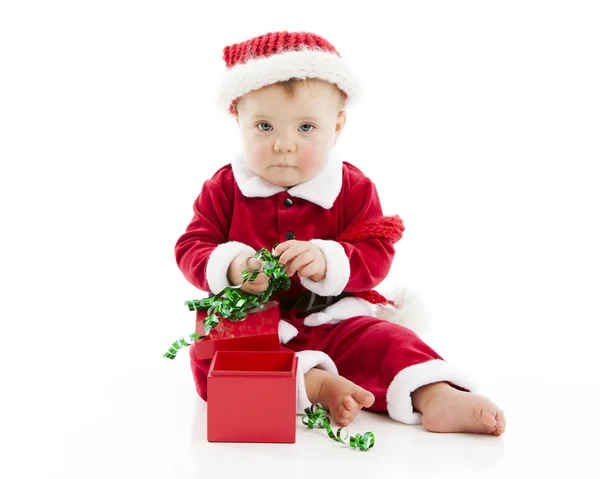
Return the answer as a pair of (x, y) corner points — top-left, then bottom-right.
(310, 272), (326, 282)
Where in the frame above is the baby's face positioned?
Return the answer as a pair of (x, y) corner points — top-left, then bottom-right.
(234, 80), (346, 188)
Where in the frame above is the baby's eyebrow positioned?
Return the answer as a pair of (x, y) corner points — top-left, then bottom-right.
(251, 114), (274, 120)
(294, 116), (320, 121)
(250, 114), (321, 122)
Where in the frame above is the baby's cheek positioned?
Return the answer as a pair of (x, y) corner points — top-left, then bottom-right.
(251, 144), (272, 165)
(298, 145), (317, 166)
(300, 146), (328, 174)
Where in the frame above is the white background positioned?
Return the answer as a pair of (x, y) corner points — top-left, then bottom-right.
(1, 1), (599, 477)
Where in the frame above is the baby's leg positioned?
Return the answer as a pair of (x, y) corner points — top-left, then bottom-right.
(304, 368), (375, 427)
(412, 382), (506, 435)
(305, 316), (506, 436)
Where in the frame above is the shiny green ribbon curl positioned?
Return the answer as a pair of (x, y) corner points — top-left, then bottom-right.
(302, 403), (375, 451)
(163, 333), (203, 360)
(164, 248), (290, 359)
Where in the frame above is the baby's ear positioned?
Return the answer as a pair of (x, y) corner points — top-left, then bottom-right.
(333, 110), (347, 144)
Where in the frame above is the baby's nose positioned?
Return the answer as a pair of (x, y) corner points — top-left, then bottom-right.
(274, 138), (296, 153)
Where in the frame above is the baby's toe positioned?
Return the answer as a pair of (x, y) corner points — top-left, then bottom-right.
(339, 402), (351, 418)
(480, 409), (498, 428)
(494, 410), (507, 435)
(334, 407), (350, 426)
(499, 410), (506, 427)
(351, 387), (375, 408)
(342, 396), (356, 412)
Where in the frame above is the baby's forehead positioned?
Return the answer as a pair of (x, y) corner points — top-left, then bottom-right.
(265, 79), (340, 97)
(239, 102), (337, 121)
(237, 81), (344, 112)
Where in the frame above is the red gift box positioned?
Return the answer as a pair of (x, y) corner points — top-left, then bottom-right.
(194, 301), (281, 360)
(207, 350), (298, 443)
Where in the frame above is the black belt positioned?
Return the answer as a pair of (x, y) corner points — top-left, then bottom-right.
(207, 290), (350, 314)
(279, 291), (352, 314)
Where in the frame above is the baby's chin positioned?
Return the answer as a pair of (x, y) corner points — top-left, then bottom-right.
(271, 179), (299, 188)
(265, 170), (306, 188)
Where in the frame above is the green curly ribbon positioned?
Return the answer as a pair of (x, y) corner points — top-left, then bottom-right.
(164, 248), (290, 359)
(163, 333), (203, 360)
(302, 403), (375, 451)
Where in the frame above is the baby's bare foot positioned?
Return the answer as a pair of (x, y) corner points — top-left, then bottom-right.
(413, 382), (506, 435)
(318, 374), (375, 427)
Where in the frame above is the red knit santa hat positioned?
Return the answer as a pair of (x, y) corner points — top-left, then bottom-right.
(218, 31), (362, 114)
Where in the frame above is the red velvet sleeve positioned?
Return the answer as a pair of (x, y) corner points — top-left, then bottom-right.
(339, 178), (397, 292)
(174, 169), (234, 291)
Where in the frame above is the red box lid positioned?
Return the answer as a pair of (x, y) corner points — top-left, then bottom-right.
(194, 301), (281, 360)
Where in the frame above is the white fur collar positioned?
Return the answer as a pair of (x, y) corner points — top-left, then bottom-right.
(230, 152), (343, 209)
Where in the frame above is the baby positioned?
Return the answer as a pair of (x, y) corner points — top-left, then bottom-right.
(176, 31), (505, 435)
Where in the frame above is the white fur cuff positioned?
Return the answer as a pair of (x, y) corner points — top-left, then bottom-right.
(386, 359), (477, 425)
(278, 320), (299, 344)
(206, 241), (255, 294)
(295, 350), (338, 414)
(304, 296), (373, 327)
(300, 240), (350, 296)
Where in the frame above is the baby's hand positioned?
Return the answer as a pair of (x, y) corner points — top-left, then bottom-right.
(273, 240), (326, 282)
(227, 253), (270, 295)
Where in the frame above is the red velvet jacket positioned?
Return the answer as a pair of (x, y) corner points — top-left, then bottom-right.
(175, 154), (402, 309)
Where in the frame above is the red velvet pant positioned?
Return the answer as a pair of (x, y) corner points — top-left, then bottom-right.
(189, 315), (471, 424)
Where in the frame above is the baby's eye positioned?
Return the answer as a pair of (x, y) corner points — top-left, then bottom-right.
(299, 124), (314, 133)
(257, 122), (273, 132)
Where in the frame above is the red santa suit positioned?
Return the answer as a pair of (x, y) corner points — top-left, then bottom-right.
(175, 153), (475, 425)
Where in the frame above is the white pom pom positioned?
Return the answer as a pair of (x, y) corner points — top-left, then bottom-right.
(373, 285), (431, 335)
